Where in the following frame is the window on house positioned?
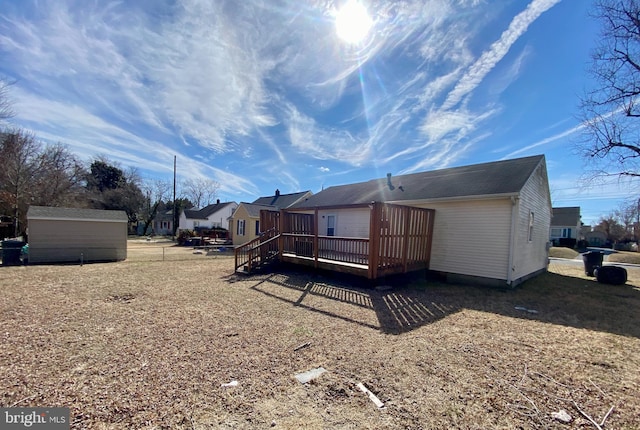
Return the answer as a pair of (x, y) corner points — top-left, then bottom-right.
(528, 212), (534, 242)
(255, 220), (260, 236)
(327, 215), (336, 236)
(237, 220), (245, 236)
(550, 228), (562, 237)
(562, 228), (571, 238)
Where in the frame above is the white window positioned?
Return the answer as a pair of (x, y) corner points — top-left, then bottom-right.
(327, 215), (336, 236)
(237, 220), (245, 236)
(550, 228), (562, 238)
(528, 212), (534, 242)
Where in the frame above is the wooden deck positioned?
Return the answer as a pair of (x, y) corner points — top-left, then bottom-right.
(281, 252), (369, 277)
(234, 202), (434, 279)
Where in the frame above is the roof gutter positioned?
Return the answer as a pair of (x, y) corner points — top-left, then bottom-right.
(388, 192), (520, 206)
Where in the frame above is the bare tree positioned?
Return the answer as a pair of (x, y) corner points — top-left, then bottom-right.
(0, 78), (15, 124)
(180, 178), (221, 208)
(580, 0), (640, 181)
(32, 143), (87, 207)
(140, 178), (172, 235)
(0, 129), (43, 236)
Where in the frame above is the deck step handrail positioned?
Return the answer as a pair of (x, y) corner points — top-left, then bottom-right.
(234, 230), (280, 273)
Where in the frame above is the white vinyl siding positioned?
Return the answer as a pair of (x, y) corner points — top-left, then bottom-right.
(512, 162), (551, 281)
(414, 199), (512, 281)
(28, 219), (127, 264)
(317, 208), (370, 238)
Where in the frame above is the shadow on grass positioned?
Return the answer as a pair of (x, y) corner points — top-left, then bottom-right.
(238, 268), (461, 334)
(230, 262), (640, 338)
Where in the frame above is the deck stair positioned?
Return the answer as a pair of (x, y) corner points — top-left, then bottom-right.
(234, 229), (280, 275)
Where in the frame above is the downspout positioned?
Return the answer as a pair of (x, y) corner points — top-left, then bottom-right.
(507, 196), (519, 286)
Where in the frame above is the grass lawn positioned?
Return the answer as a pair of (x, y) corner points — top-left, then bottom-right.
(1, 247), (639, 429)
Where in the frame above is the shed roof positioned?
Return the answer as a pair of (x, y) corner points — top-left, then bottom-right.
(27, 206), (128, 222)
(551, 207), (581, 226)
(291, 155), (546, 208)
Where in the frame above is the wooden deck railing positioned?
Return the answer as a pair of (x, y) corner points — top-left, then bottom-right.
(282, 233), (370, 266)
(234, 228), (279, 273)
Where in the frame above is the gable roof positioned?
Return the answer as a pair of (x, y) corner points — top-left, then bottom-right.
(291, 155), (546, 208)
(551, 207), (581, 227)
(184, 202), (236, 220)
(237, 202), (279, 218)
(27, 206), (128, 222)
(252, 190), (312, 209)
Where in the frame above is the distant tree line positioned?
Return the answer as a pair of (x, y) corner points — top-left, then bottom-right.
(591, 199), (640, 245)
(0, 79), (220, 238)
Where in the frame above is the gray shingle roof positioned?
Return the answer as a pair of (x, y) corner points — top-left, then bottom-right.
(551, 207), (581, 226)
(240, 203), (278, 218)
(184, 202), (236, 220)
(252, 191), (312, 209)
(291, 155), (546, 208)
(27, 206), (128, 222)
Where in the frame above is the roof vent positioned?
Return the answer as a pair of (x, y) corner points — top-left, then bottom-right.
(216, 199), (220, 204)
(386, 173), (395, 191)
(275, 189), (280, 197)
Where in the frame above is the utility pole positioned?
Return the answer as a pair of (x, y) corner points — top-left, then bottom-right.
(173, 155), (177, 238)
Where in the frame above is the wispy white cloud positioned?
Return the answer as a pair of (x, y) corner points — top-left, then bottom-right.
(503, 122), (585, 159)
(442, 0), (561, 111)
(0, 0), (570, 200)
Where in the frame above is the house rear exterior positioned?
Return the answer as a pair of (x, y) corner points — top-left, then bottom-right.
(27, 206), (128, 264)
(286, 155), (551, 286)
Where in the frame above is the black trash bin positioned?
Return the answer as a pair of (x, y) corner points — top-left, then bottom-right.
(1, 240), (26, 266)
(582, 250), (604, 276)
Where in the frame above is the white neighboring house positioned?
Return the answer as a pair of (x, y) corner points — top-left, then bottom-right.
(178, 200), (238, 232)
(549, 207), (581, 245)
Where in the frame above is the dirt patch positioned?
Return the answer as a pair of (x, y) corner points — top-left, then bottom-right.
(0, 255), (639, 429)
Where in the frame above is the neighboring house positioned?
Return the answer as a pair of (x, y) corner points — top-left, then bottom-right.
(230, 190), (312, 246)
(549, 207), (581, 246)
(238, 155), (551, 286)
(26, 206), (127, 264)
(584, 229), (611, 247)
(179, 200), (238, 232)
(152, 210), (175, 235)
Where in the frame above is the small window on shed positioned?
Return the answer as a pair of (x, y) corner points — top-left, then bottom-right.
(528, 211), (534, 242)
(237, 219), (245, 236)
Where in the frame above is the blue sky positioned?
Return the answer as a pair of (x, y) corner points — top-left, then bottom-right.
(0, 0), (633, 225)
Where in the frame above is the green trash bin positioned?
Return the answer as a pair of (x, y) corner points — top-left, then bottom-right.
(1, 240), (26, 266)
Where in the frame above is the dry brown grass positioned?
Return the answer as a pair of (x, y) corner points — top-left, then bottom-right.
(548, 247), (579, 259)
(608, 251), (640, 265)
(1, 247), (639, 429)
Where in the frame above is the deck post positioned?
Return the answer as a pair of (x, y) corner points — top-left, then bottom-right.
(369, 202), (380, 279)
(278, 209), (285, 260)
(314, 207), (319, 268)
(425, 209), (435, 268)
(402, 206), (410, 273)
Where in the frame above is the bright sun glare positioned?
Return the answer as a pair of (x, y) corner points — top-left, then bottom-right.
(335, 0), (373, 44)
